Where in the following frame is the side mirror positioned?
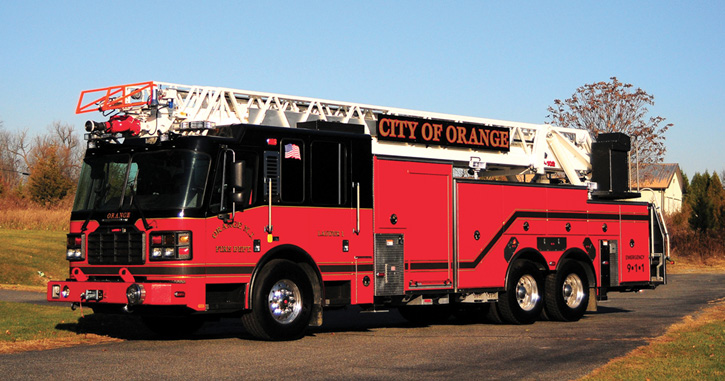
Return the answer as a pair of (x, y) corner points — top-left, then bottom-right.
(231, 161), (245, 189)
(230, 161), (246, 206)
(231, 192), (245, 204)
(91, 166), (105, 180)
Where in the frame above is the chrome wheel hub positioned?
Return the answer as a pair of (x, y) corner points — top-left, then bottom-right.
(268, 279), (302, 324)
(562, 273), (585, 309)
(515, 274), (540, 311)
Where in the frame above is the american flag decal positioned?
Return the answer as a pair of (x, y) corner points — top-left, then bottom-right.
(284, 143), (301, 160)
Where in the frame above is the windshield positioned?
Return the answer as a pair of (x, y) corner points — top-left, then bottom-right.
(72, 150), (211, 212)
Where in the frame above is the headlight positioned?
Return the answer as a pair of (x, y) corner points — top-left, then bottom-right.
(163, 247), (175, 258)
(66, 234), (85, 261)
(149, 231), (192, 261)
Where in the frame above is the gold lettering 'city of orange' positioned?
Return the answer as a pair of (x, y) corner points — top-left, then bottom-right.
(376, 115), (510, 152)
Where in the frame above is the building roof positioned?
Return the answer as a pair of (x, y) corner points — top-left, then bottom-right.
(630, 163), (681, 190)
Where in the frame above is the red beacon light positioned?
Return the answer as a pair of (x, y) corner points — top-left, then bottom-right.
(266, 138), (278, 146)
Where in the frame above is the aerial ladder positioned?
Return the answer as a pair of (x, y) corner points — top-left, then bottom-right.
(77, 81), (593, 185)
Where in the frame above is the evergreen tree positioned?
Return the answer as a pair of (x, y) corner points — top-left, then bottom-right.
(681, 171), (689, 196)
(707, 172), (725, 230)
(686, 171), (725, 232)
(27, 146), (73, 206)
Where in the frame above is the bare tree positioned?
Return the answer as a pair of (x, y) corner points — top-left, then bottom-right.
(0, 123), (31, 191)
(0, 120), (12, 192)
(28, 122), (83, 184)
(50, 121), (83, 181)
(6, 129), (32, 175)
(547, 77), (672, 163)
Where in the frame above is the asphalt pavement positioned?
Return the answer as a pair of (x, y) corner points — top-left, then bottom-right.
(1, 273), (724, 380)
(0, 289), (52, 306)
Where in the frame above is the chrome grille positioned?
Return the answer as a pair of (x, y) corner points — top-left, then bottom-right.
(87, 229), (145, 265)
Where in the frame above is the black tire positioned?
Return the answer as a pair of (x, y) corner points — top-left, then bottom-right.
(141, 316), (204, 338)
(544, 260), (589, 322)
(242, 259), (313, 340)
(398, 304), (452, 325)
(498, 260), (544, 325)
(486, 302), (504, 324)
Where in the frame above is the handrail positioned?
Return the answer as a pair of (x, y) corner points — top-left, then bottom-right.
(76, 81), (155, 114)
(353, 182), (360, 235)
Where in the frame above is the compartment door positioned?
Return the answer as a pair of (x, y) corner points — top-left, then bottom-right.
(374, 158), (453, 291)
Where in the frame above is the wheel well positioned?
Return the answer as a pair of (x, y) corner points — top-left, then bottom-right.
(558, 248), (596, 288)
(248, 245), (324, 325)
(505, 248), (547, 290)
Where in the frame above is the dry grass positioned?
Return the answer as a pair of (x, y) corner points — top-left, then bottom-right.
(0, 195), (72, 231)
(0, 208), (70, 231)
(0, 335), (121, 354)
(582, 299), (725, 380)
(668, 255), (725, 274)
(0, 284), (46, 292)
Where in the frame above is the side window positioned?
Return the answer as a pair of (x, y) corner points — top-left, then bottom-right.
(234, 151), (258, 208)
(263, 151), (280, 202)
(280, 139), (304, 203)
(311, 141), (348, 206)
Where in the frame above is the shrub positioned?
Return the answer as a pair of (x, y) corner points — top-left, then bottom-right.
(666, 207), (725, 263)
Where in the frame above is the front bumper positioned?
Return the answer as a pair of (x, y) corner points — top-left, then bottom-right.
(47, 280), (206, 311)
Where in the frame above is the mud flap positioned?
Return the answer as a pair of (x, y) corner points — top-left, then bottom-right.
(586, 287), (598, 312)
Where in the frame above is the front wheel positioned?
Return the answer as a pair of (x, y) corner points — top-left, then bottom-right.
(498, 260), (544, 324)
(242, 259), (313, 340)
(544, 261), (589, 322)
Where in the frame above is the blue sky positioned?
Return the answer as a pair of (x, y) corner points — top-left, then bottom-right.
(1, 1), (723, 177)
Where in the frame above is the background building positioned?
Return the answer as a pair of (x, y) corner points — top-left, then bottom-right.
(629, 163), (684, 215)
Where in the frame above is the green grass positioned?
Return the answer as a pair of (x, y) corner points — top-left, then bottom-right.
(0, 301), (84, 342)
(0, 300), (154, 352)
(0, 229), (68, 286)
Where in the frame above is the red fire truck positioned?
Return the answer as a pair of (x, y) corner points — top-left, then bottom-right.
(48, 82), (668, 340)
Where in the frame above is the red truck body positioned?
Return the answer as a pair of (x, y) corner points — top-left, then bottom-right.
(48, 104), (666, 340)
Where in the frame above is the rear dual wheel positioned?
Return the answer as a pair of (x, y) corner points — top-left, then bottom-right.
(545, 261), (589, 322)
(497, 259), (590, 324)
